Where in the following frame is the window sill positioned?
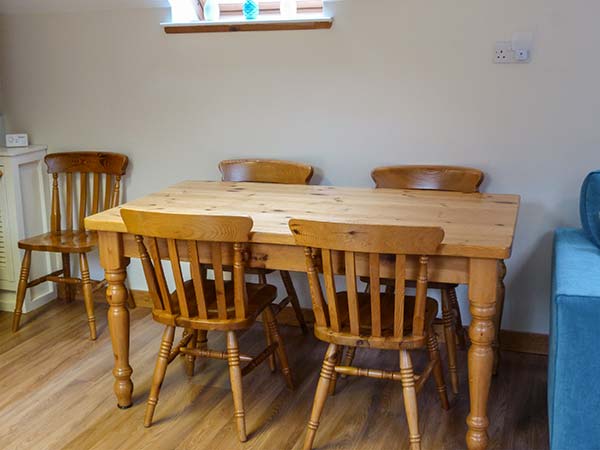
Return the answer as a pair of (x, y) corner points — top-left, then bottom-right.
(161, 14), (333, 34)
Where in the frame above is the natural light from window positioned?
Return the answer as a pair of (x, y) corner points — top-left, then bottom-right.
(169, 0), (200, 22)
(168, 0), (325, 23)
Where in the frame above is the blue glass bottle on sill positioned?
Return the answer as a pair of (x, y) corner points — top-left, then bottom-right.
(243, 0), (259, 20)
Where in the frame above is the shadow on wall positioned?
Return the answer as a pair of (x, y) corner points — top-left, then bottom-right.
(503, 229), (554, 333)
(458, 200), (569, 334)
(310, 166), (325, 186)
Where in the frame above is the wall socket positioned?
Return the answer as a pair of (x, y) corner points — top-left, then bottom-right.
(495, 41), (515, 63)
(5, 133), (28, 148)
(495, 35), (532, 64)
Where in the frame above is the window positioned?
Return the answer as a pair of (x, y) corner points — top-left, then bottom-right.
(214, 1), (323, 16)
(169, 0), (323, 22)
(166, 0), (331, 33)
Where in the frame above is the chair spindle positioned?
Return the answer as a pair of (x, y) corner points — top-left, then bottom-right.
(188, 241), (208, 319)
(369, 253), (382, 337)
(79, 172), (88, 230)
(344, 251), (360, 335)
(322, 249), (341, 332)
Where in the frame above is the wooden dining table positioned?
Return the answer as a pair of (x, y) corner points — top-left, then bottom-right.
(85, 180), (520, 450)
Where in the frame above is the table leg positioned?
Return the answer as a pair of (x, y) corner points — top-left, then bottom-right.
(466, 258), (498, 450)
(98, 231), (133, 409)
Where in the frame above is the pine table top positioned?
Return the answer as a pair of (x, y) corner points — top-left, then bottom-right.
(85, 181), (520, 259)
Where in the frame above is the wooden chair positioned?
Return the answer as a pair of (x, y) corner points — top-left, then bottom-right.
(368, 165), (486, 394)
(120, 209), (294, 442)
(11, 152), (129, 340)
(371, 165), (484, 193)
(219, 159), (312, 335)
(290, 219), (449, 450)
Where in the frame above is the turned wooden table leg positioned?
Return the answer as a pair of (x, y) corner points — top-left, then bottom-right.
(492, 260), (507, 375)
(466, 258), (498, 450)
(99, 231), (133, 409)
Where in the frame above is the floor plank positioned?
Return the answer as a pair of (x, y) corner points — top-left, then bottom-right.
(0, 301), (549, 450)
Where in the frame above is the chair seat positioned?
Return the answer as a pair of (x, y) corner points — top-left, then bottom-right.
(19, 231), (97, 253)
(242, 267), (277, 276)
(404, 280), (458, 290)
(216, 266), (276, 276)
(152, 280), (278, 331)
(359, 276), (457, 290)
(314, 292), (438, 350)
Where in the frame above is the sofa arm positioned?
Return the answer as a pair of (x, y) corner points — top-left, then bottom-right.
(549, 228), (600, 450)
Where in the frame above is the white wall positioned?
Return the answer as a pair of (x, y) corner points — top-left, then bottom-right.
(2, 0), (599, 334)
(0, 17), (5, 119)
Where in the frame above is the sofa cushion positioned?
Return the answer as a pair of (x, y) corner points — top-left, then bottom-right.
(550, 228), (600, 450)
(580, 170), (600, 248)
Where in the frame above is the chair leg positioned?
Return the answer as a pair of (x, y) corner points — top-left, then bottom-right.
(262, 311), (277, 372)
(197, 330), (208, 350)
(185, 329), (198, 377)
(264, 306), (294, 389)
(447, 287), (467, 349)
(126, 283), (136, 309)
(226, 331), (247, 442)
(400, 350), (421, 450)
(303, 343), (339, 450)
(441, 289), (459, 395)
(62, 253), (74, 303)
(328, 346), (344, 396)
(280, 270), (309, 334)
(258, 270), (276, 371)
(124, 258), (136, 309)
(340, 346), (357, 379)
(12, 250), (32, 333)
(427, 330), (450, 411)
(196, 330), (208, 371)
(145, 325), (175, 427)
(79, 253), (97, 340)
(493, 260), (507, 375)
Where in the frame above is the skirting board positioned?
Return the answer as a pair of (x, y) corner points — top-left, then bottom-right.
(80, 289), (550, 356)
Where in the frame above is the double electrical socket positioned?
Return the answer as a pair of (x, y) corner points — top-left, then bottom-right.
(495, 32), (533, 64)
(495, 41), (530, 64)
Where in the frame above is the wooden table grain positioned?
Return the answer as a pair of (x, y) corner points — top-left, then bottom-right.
(85, 180), (520, 450)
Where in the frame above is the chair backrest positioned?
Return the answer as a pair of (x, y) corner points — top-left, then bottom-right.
(121, 209), (253, 321)
(219, 159), (314, 185)
(45, 152), (128, 232)
(371, 165), (484, 193)
(289, 219), (444, 341)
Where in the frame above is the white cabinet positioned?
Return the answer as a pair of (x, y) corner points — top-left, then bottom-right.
(0, 146), (56, 312)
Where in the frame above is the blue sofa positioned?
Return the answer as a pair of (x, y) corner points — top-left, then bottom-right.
(550, 228), (600, 450)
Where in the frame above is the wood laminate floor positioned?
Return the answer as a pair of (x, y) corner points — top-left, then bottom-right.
(0, 300), (549, 450)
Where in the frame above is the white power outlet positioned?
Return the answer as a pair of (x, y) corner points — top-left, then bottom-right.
(495, 38), (531, 64)
(5, 133), (28, 147)
(495, 41), (514, 64)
